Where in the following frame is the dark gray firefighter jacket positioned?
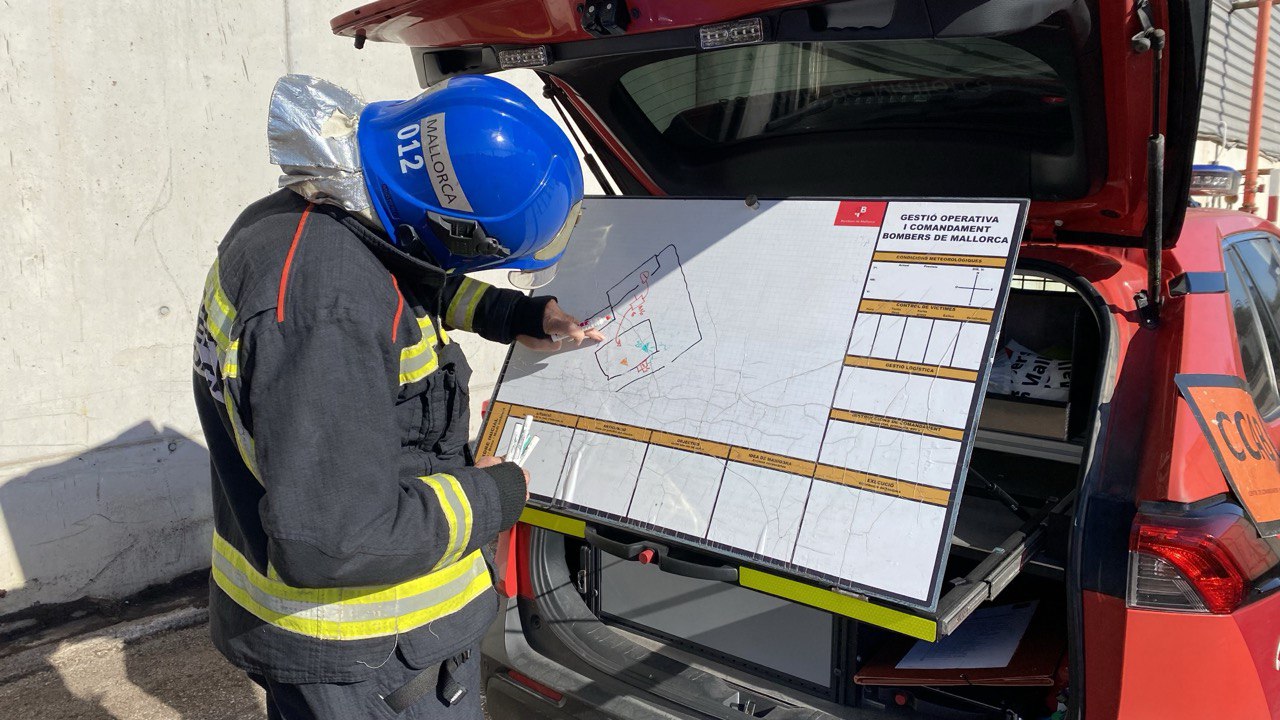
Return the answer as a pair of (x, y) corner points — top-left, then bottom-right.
(192, 189), (541, 683)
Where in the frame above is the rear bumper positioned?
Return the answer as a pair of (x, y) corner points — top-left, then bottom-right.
(1116, 607), (1275, 718)
(1082, 590), (1277, 719)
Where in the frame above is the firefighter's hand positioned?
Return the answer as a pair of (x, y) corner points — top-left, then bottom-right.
(517, 299), (605, 352)
(476, 455), (531, 500)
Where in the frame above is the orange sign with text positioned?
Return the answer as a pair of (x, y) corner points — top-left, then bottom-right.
(1177, 375), (1280, 537)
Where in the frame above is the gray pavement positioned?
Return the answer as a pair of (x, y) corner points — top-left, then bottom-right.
(0, 622), (267, 720)
(0, 616), (495, 719)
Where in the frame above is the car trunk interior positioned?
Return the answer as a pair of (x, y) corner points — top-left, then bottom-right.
(516, 265), (1102, 720)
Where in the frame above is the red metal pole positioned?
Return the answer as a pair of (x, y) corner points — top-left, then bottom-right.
(1242, 0), (1273, 214)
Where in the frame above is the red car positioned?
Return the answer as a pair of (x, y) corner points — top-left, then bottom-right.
(335, 2), (1280, 717)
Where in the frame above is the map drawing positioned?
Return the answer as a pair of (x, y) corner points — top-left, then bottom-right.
(587, 244), (702, 389)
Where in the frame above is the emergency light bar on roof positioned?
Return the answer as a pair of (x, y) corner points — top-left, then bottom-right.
(699, 18), (764, 50)
(1189, 164), (1241, 197)
(498, 45), (551, 69)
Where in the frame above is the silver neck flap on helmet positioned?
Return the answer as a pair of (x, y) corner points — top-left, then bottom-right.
(267, 74), (381, 229)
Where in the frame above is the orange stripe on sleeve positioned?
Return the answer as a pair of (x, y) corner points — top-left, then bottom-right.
(389, 274), (404, 342)
(275, 204), (314, 323)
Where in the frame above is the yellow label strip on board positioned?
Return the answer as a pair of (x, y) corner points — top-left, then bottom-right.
(858, 298), (993, 323)
(829, 408), (965, 441)
(728, 447), (817, 476)
(649, 430), (732, 459)
(503, 403), (580, 429)
(871, 251), (1007, 268)
(576, 417), (653, 443)
(814, 464), (951, 507)
(486, 401), (959, 507)
(477, 402), (512, 458)
(843, 355), (979, 383)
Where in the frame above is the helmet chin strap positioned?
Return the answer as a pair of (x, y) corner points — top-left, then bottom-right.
(425, 211), (511, 260)
(391, 223), (449, 350)
(394, 224), (438, 263)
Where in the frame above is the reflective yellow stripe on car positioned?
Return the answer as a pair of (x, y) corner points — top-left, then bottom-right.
(421, 474), (473, 569)
(399, 315), (448, 385)
(445, 278), (489, 332)
(211, 533), (492, 641)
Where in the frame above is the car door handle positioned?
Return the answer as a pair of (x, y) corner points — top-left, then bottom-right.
(584, 525), (739, 583)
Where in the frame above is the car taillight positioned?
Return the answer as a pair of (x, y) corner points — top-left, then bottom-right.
(515, 522), (534, 600)
(494, 522), (534, 599)
(1128, 511), (1278, 614)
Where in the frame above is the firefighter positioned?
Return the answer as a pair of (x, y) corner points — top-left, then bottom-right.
(192, 74), (599, 719)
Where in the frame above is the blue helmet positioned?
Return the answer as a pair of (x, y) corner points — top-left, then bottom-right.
(357, 75), (584, 286)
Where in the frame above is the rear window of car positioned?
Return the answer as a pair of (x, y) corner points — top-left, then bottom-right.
(619, 39), (1067, 146)
(553, 19), (1097, 200)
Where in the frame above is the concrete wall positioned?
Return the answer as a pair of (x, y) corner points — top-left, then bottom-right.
(0, 1), (601, 616)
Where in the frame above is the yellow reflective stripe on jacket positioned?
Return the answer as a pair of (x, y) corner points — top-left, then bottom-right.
(419, 315), (449, 345)
(445, 278), (489, 332)
(202, 261), (237, 350)
(398, 315), (448, 385)
(211, 533), (492, 641)
(224, 391), (261, 481)
(223, 340), (241, 379)
(420, 474), (473, 569)
(201, 262), (260, 482)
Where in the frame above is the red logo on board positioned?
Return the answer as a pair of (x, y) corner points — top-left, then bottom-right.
(834, 201), (887, 227)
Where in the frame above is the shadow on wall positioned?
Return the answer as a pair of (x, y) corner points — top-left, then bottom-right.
(0, 421), (213, 617)
(0, 423), (276, 718)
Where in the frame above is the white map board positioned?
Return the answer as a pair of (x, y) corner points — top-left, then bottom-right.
(478, 198), (1027, 609)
